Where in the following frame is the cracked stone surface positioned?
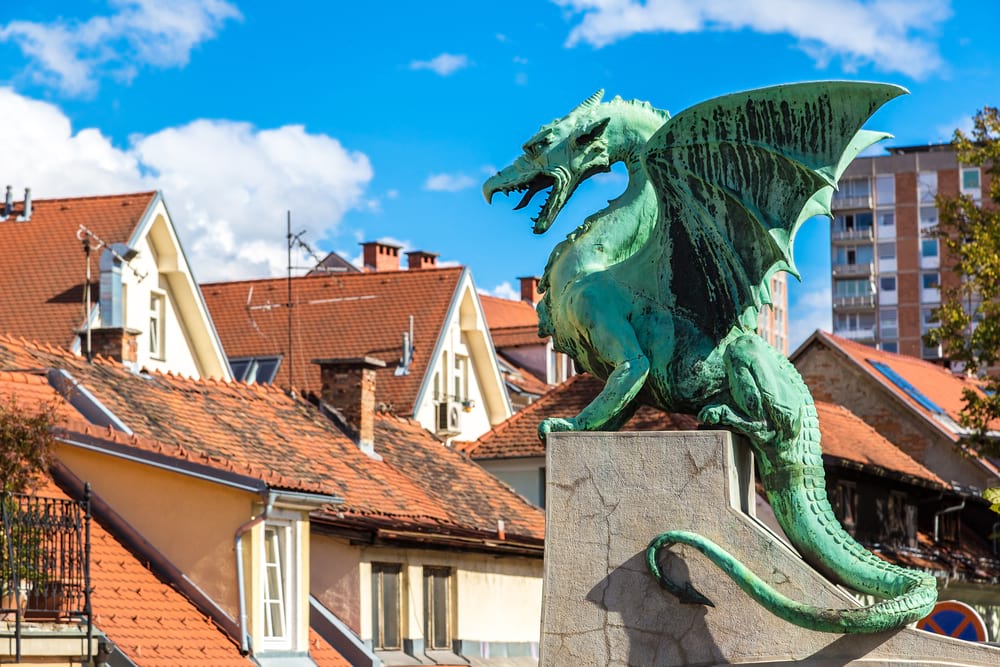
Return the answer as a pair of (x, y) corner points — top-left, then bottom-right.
(541, 431), (1000, 666)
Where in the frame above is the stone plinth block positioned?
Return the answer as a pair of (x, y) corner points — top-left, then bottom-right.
(541, 430), (1000, 666)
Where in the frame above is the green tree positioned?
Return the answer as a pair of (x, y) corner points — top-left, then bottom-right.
(0, 396), (57, 494)
(924, 107), (1000, 455)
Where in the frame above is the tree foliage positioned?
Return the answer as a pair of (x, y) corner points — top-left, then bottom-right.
(0, 396), (58, 494)
(924, 107), (1000, 452)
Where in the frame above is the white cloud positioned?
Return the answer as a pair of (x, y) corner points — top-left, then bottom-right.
(0, 88), (373, 282)
(482, 281), (521, 301)
(554, 0), (951, 79)
(935, 113), (975, 142)
(0, 0), (240, 96)
(424, 172), (477, 192)
(408, 53), (470, 76)
(788, 286), (832, 351)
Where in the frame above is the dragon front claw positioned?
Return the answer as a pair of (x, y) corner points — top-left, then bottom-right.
(538, 417), (577, 441)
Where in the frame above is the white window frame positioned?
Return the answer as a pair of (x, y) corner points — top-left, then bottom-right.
(260, 515), (300, 652)
(149, 290), (166, 360)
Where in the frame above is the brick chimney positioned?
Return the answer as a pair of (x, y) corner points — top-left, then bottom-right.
(406, 250), (438, 270)
(519, 276), (541, 305)
(361, 241), (401, 272)
(313, 356), (386, 457)
(80, 327), (141, 365)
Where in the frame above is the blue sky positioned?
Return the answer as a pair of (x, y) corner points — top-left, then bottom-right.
(0, 1), (997, 348)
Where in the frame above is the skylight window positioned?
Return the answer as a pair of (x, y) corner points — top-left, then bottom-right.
(867, 360), (945, 415)
(230, 356), (282, 384)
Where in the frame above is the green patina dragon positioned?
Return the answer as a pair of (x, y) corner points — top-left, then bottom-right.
(484, 82), (938, 633)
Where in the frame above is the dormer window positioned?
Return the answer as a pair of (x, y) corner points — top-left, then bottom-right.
(259, 513), (303, 654)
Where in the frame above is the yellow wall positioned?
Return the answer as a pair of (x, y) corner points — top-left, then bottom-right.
(56, 443), (257, 617)
(311, 534), (363, 633)
(328, 543), (543, 646)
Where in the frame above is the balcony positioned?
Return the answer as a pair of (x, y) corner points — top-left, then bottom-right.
(831, 262), (874, 278)
(833, 294), (876, 309)
(831, 194), (873, 211)
(831, 228), (874, 243)
(834, 328), (876, 342)
(1, 489), (94, 664)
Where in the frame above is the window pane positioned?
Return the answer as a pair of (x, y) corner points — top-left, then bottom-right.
(963, 168), (980, 189)
(424, 568), (451, 650)
(879, 276), (896, 291)
(922, 273), (940, 289)
(877, 242), (895, 260)
(875, 175), (894, 206)
(919, 206), (938, 227)
(878, 211), (895, 227)
(918, 172), (937, 202)
(263, 526), (287, 640)
(921, 239), (938, 257)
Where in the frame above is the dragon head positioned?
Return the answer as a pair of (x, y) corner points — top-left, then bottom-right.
(484, 90), (614, 234)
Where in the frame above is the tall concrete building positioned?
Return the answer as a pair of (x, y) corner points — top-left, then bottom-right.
(758, 272), (789, 356)
(829, 144), (988, 361)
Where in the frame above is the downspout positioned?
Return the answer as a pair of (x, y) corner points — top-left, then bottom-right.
(235, 492), (275, 656)
(933, 498), (966, 543)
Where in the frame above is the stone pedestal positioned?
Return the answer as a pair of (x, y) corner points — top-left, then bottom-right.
(541, 430), (1000, 666)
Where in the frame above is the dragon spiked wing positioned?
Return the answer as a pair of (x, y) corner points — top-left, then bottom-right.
(641, 81), (906, 342)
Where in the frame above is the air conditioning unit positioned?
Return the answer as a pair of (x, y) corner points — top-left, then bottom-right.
(436, 400), (462, 435)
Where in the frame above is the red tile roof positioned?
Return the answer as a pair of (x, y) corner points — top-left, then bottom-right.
(458, 374), (698, 460)
(0, 192), (156, 347)
(814, 402), (945, 486)
(0, 335), (544, 546)
(308, 628), (352, 667)
(461, 373), (945, 487)
(202, 268), (465, 414)
(809, 331), (993, 440)
(479, 294), (546, 348)
(497, 354), (550, 397)
(27, 477), (255, 667)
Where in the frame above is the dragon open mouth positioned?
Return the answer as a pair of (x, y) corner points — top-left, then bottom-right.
(489, 172), (558, 233)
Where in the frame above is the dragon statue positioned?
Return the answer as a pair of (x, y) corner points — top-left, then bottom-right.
(483, 82), (938, 633)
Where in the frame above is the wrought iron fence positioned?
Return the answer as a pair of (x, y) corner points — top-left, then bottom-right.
(1, 486), (91, 661)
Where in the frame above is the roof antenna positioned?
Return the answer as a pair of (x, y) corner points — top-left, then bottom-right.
(286, 210), (294, 390)
(77, 227), (94, 361)
(2, 185), (11, 219)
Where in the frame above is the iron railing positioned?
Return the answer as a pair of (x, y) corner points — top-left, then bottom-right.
(1, 485), (91, 662)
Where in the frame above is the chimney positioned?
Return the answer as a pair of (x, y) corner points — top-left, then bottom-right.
(361, 241), (401, 272)
(519, 276), (541, 305)
(3, 185), (11, 218)
(17, 187), (31, 221)
(313, 356), (386, 457)
(80, 327), (141, 365)
(406, 250), (438, 270)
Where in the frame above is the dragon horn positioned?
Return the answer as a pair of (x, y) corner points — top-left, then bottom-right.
(572, 89), (605, 114)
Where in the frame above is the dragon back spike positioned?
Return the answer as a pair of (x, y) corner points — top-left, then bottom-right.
(572, 89), (605, 115)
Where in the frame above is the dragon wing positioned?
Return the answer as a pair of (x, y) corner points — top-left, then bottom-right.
(641, 81), (906, 342)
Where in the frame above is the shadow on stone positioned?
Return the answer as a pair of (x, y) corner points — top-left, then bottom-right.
(588, 550), (723, 667)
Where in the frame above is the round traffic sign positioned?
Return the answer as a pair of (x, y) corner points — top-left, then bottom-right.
(917, 600), (988, 642)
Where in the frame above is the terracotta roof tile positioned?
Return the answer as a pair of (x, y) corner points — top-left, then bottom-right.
(0, 335), (544, 543)
(309, 628), (351, 667)
(29, 477), (254, 667)
(0, 192), (156, 347)
(202, 268), (464, 414)
(497, 354), (550, 397)
(462, 373), (945, 488)
(459, 374), (697, 460)
(814, 402), (945, 486)
(479, 295), (539, 330)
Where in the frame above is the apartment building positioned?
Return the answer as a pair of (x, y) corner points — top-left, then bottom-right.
(757, 272), (789, 355)
(830, 144), (987, 361)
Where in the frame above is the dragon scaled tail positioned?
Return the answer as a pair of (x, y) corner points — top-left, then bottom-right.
(647, 529), (937, 633)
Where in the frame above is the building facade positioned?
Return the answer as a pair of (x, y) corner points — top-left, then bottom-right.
(829, 144), (988, 360)
(757, 272), (789, 355)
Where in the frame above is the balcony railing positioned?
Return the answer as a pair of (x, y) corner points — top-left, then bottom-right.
(831, 194), (873, 211)
(831, 262), (874, 278)
(831, 228), (874, 243)
(833, 294), (876, 309)
(834, 328), (876, 341)
(1, 487), (92, 663)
